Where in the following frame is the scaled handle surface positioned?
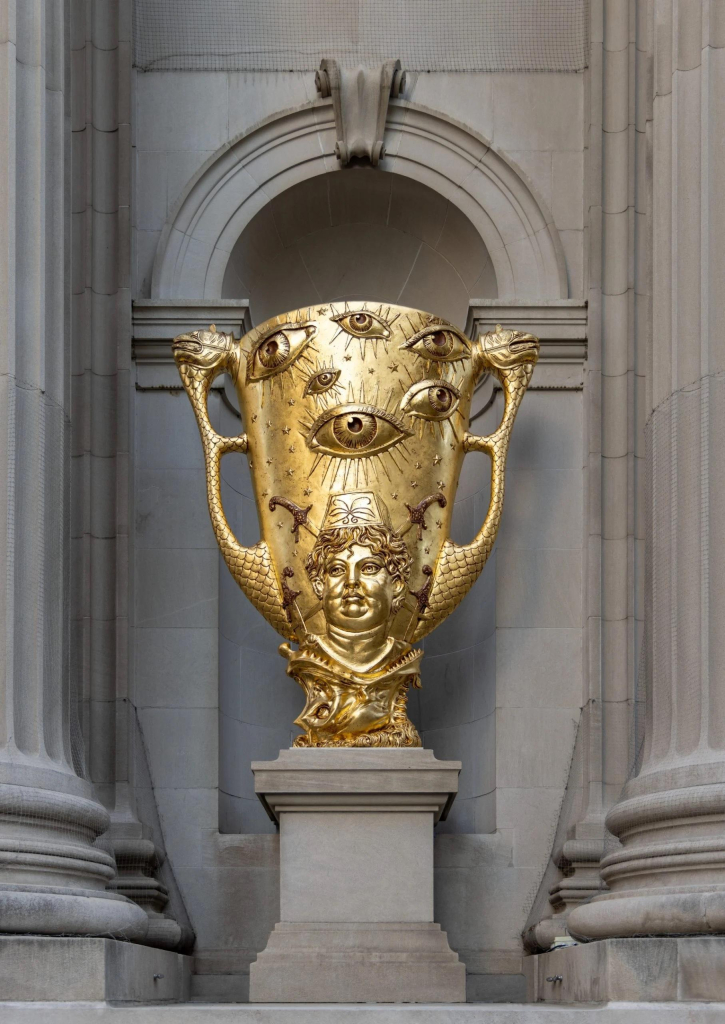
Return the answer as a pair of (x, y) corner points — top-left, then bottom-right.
(172, 327), (293, 640)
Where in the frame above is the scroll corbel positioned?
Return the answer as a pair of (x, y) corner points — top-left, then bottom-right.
(316, 57), (406, 166)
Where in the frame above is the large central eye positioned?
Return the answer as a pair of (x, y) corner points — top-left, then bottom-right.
(401, 325), (470, 363)
(307, 403), (411, 458)
(303, 367), (341, 396)
(331, 310), (391, 340)
(400, 379), (461, 420)
(332, 412), (378, 449)
(246, 321), (316, 382)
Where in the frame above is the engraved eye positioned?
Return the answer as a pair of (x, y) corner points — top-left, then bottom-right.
(246, 322), (316, 382)
(258, 333), (289, 367)
(331, 310), (391, 340)
(400, 379), (461, 421)
(306, 404), (411, 458)
(333, 411), (378, 449)
(401, 326), (470, 362)
(303, 368), (341, 396)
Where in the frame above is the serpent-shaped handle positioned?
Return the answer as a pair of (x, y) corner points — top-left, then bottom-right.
(173, 327), (293, 639)
(411, 329), (539, 641)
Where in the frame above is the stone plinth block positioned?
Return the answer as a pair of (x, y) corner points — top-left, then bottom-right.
(528, 937), (725, 1003)
(249, 748), (465, 1003)
(0, 936), (191, 1002)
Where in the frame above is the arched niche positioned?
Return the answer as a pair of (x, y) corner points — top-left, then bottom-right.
(151, 99), (570, 834)
(151, 100), (568, 304)
(222, 169), (497, 328)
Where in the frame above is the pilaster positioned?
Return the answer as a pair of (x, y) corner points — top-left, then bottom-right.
(569, 0), (725, 941)
(69, 0), (190, 950)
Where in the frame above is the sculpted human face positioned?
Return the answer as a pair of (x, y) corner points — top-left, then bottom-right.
(322, 544), (400, 633)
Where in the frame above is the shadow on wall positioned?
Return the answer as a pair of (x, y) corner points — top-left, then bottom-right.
(222, 168), (497, 329)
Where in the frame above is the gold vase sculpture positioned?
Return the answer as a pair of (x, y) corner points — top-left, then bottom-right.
(173, 303), (538, 747)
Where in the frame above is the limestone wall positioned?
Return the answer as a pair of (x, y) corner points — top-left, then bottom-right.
(128, 64), (586, 998)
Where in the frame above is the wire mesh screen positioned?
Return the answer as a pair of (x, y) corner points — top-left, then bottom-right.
(134, 0), (589, 73)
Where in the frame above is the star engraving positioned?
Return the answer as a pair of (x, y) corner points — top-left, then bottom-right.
(435, 519), (443, 529)
(286, 468), (295, 477)
(432, 454), (442, 465)
(318, 306), (329, 315)
(303, 487), (312, 497)
(424, 547), (431, 554)
(414, 461), (422, 470)
(436, 480), (445, 489)
(265, 458), (273, 465)
(368, 368), (375, 375)
(252, 414), (258, 422)
(288, 398), (296, 407)
(410, 480), (419, 489)
(391, 492), (399, 500)
(449, 442), (456, 449)
(344, 354), (352, 361)
(261, 490), (269, 498)
(288, 445), (296, 453)
(282, 426), (291, 435)
(265, 419), (273, 429)
(388, 363), (399, 372)
(276, 521), (284, 529)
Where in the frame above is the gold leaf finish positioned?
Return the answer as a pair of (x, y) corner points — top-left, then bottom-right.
(173, 307), (538, 746)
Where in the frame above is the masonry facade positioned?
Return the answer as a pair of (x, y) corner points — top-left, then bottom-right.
(0, 0), (723, 1006)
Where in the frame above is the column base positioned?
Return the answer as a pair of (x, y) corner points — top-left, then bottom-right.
(528, 937), (725, 1003)
(0, 883), (148, 941)
(0, 936), (191, 1002)
(0, 773), (149, 940)
(568, 886), (725, 941)
(249, 922), (465, 1003)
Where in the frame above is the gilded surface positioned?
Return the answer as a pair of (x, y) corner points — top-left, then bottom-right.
(173, 304), (538, 746)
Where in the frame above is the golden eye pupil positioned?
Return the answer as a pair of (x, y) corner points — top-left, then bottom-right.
(318, 373), (333, 385)
(422, 330), (454, 357)
(257, 331), (290, 368)
(332, 411), (378, 449)
(352, 314), (370, 328)
(427, 384), (455, 413)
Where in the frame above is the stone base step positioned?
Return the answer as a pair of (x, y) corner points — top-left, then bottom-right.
(0, 937), (191, 1003)
(3, 1002), (725, 1022)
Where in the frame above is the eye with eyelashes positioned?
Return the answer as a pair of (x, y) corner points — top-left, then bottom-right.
(246, 321), (316, 383)
(331, 310), (391, 341)
(306, 403), (412, 458)
(303, 367), (341, 396)
(400, 379), (461, 421)
(400, 325), (470, 363)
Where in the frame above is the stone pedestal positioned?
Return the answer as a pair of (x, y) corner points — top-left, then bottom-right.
(249, 748), (465, 1004)
(0, 937), (191, 1002)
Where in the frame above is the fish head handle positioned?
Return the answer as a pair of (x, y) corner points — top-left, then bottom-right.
(173, 323), (241, 383)
(465, 323), (541, 475)
(472, 323), (540, 380)
(172, 323), (244, 443)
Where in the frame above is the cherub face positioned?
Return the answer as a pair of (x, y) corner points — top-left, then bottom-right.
(322, 543), (402, 632)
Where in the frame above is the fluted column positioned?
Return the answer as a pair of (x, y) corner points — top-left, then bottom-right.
(0, 0), (145, 939)
(570, 0), (725, 940)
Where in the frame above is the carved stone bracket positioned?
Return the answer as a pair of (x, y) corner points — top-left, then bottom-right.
(316, 58), (406, 166)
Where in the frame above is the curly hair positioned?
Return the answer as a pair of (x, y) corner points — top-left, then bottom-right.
(305, 524), (411, 614)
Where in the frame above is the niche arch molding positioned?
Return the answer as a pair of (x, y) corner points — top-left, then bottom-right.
(151, 100), (568, 302)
